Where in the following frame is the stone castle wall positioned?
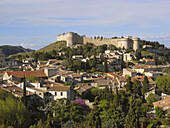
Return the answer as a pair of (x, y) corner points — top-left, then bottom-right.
(57, 32), (139, 51)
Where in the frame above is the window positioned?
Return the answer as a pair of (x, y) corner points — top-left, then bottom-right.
(55, 92), (57, 96)
(61, 92), (63, 96)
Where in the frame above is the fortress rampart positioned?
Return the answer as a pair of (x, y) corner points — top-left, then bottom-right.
(57, 32), (139, 51)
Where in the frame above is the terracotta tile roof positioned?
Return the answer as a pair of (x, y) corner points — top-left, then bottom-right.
(117, 77), (128, 82)
(140, 58), (155, 62)
(104, 75), (113, 79)
(48, 86), (70, 91)
(134, 66), (151, 69)
(44, 81), (70, 91)
(2, 85), (33, 97)
(105, 73), (119, 77)
(153, 95), (170, 110)
(49, 59), (58, 62)
(131, 76), (154, 83)
(71, 74), (82, 78)
(5, 70), (47, 78)
(81, 85), (93, 90)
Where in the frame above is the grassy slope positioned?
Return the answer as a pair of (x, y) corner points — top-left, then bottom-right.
(8, 41), (66, 58)
(38, 41), (66, 52)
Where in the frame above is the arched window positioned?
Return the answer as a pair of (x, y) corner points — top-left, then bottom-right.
(61, 92), (63, 96)
(55, 92), (57, 96)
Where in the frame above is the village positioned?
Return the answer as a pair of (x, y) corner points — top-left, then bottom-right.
(0, 42), (169, 124)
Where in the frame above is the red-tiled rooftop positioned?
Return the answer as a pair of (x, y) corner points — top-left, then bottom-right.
(2, 85), (33, 97)
(106, 73), (119, 77)
(49, 59), (58, 62)
(117, 77), (128, 82)
(71, 74), (82, 78)
(140, 58), (155, 62)
(81, 85), (93, 90)
(44, 81), (70, 91)
(5, 70), (47, 78)
(134, 66), (151, 69)
(131, 76), (154, 83)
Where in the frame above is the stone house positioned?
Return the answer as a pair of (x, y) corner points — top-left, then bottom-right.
(44, 81), (75, 101)
(139, 58), (155, 65)
(116, 77), (128, 88)
(123, 68), (137, 77)
(74, 84), (94, 99)
(70, 74), (82, 83)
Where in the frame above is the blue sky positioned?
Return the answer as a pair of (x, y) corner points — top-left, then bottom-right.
(0, 0), (170, 50)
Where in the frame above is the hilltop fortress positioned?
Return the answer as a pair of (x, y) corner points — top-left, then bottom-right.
(57, 32), (140, 51)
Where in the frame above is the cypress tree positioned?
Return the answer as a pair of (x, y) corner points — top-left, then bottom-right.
(125, 97), (141, 128)
(23, 74), (27, 106)
(104, 58), (108, 73)
(89, 96), (101, 128)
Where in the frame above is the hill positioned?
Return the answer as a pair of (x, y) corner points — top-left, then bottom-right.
(38, 41), (66, 52)
(0, 45), (34, 57)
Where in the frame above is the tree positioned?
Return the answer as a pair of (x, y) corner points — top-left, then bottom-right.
(89, 96), (101, 128)
(124, 77), (133, 93)
(103, 58), (108, 73)
(45, 114), (51, 128)
(147, 94), (160, 105)
(37, 120), (45, 128)
(105, 106), (125, 128)
(162, 67), (170, 73)
(0, 96), (30, 127)
(50, 98), (84, 127)
(26, 75), (40, 83)
(155, 75), (170, 94)
(23, 74), (27, 106)
(132, 79), (142, 96)
(113, 87), (119, 107)
(141, 76), (149, 97)
(155, 107), (165, 119)
(141, 103), (151, 117)
(125, 97), (142, 128)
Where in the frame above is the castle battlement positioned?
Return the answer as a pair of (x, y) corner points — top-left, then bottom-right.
(57, 32), (140, 51)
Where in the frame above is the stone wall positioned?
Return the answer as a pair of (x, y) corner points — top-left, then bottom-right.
(57, 32), (140, 51)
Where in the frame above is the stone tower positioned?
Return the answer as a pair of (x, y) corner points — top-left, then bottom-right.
(57, 32), (140, 51)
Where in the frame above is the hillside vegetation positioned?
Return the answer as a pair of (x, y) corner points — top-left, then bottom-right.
(38, 41), (66, 52)
(0, 45), (34, 57)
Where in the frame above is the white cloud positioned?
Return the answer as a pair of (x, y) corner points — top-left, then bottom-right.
(20, 43), (42, 47)
(0, 0), (170, 27)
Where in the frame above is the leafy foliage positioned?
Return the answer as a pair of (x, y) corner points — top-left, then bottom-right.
(155, 75), (170, 94)
(26, 75), (40, 82)
(155, 107), (165, 119)
(0, 95), (30, 127)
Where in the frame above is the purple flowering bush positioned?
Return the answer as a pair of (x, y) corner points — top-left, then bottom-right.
(71, 99), (86, 106)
